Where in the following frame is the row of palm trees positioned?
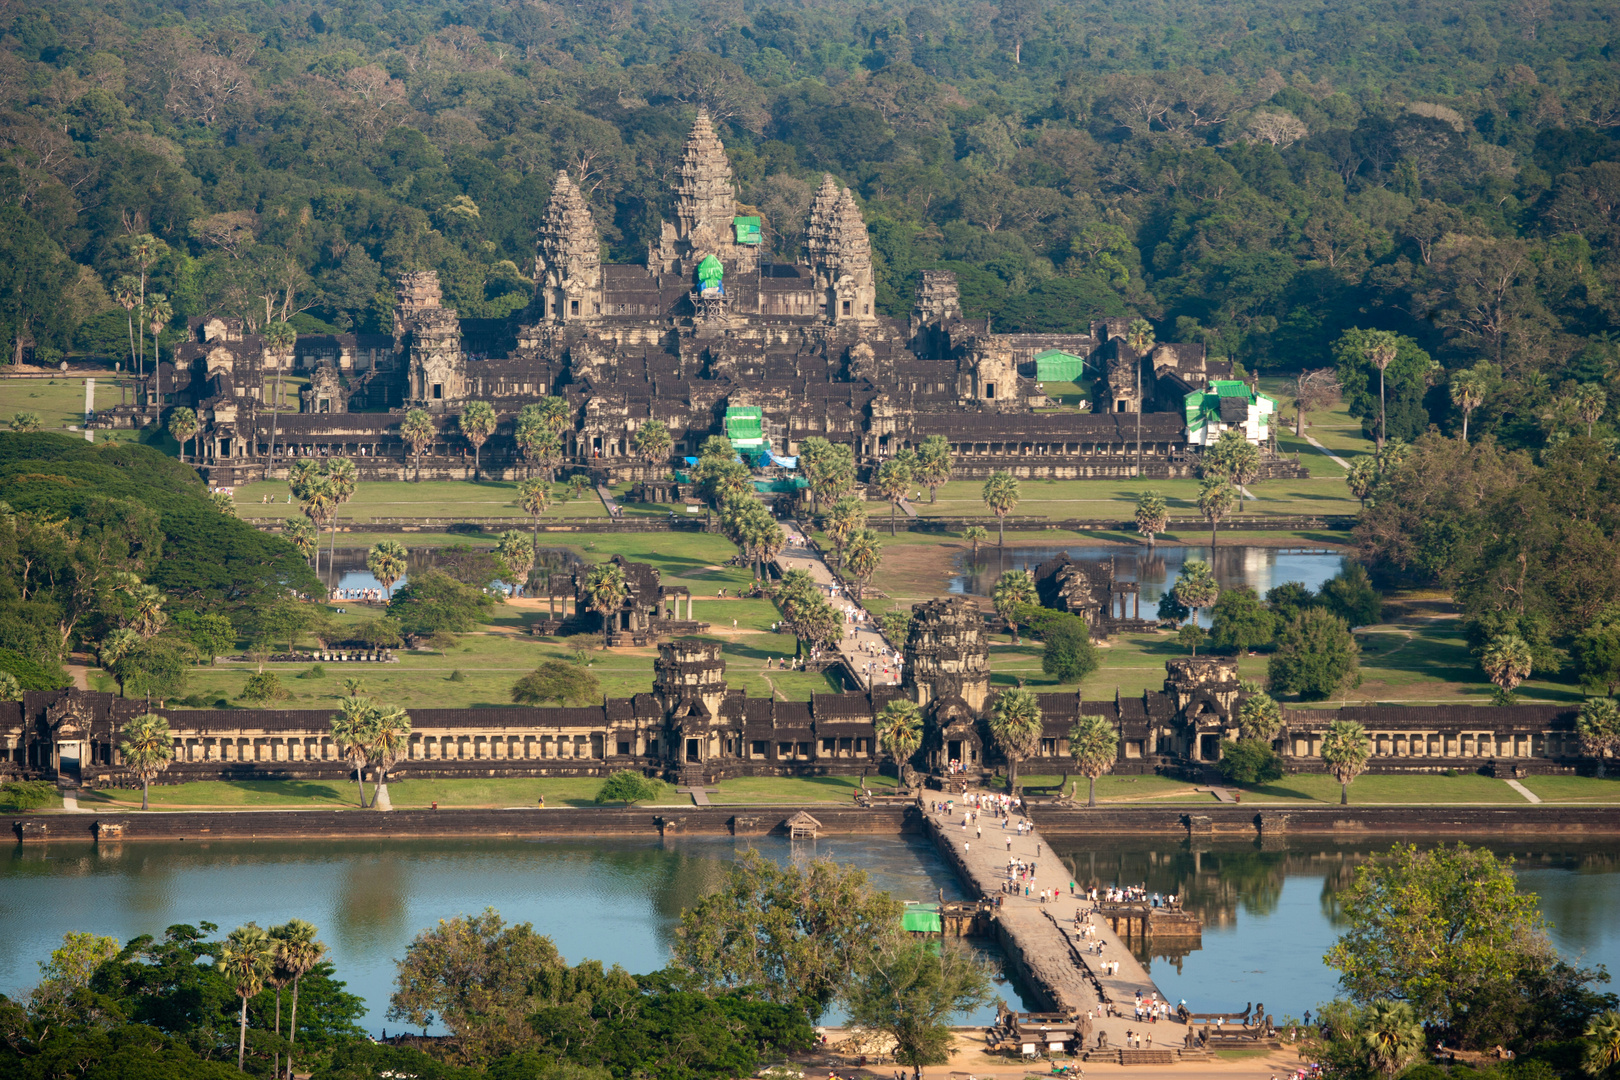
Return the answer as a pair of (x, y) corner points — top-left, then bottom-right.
(216, 919), (328, 1074)
(331, 696), (412, 808)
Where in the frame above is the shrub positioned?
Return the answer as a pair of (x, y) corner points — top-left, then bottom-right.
(1269, 609), (1362, 700)
(448, 669), (465, 682)
(1217, 739), (1284, 786)
(240, 672), (287, 702)
(0, 780), (57, 811)
(1208, 586), (1280, 652)
(297, 664), (327, 679)
(594, 770), (667, 806)
(1318, 564), (1383, 627)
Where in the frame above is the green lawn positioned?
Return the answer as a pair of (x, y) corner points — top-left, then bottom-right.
(1517, 775), (1620, 803)
(1, 375), (146, 445)
(708, 775), (900, 804)
(79, 776), (675, 809)
(231, 479), (609, 522)
(905, 474), (1360, 523)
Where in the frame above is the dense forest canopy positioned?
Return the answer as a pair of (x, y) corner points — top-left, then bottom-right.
(0, 0), (1617, 440)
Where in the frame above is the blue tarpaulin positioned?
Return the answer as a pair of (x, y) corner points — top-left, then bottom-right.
(769, 452), (798, 469)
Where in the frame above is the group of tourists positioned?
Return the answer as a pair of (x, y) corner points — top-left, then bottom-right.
(328, 586), (386, 603)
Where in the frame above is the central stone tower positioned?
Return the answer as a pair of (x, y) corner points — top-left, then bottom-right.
(534, 170), (603, 325)
(903, 597), (990, 713)
(654, 110), (756, 277)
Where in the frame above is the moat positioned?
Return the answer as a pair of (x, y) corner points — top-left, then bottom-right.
(4, 835), (1616, 1033)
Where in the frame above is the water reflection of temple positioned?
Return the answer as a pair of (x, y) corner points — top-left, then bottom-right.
(1051, 840), (1620, 970)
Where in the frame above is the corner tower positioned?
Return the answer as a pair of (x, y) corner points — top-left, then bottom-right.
(534, 170), (602, 324)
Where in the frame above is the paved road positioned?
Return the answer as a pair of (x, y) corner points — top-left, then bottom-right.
(920, 797), (1190, 1050)
(774, 521), (898, 692)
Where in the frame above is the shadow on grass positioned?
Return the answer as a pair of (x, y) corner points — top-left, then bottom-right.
(1248, 781), (1323, 801)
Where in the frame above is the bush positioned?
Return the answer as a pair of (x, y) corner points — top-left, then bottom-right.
(1033, 611), (1099, 683)
(0, 779), (57, 811)
(448, 669), (465, 682)
(512, 660), (602, 706)
(111, 640), (188, 702)
(387, 569), (496, 636)
(1217, 739), (1284, 786)
(594, 770), (667, 806)
(1318, 564), (1383, 627)
(1208, 586), (1280, 652)
(0, 647), (71, 690)
(297, 664), (326, 679)
(240, 671), (287, 702)
(1269, 608), (1362, 701)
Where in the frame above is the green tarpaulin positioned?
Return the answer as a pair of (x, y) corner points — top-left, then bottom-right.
(901, 907), (942, 934)
(725, 406), (766, 449)
(734, 216), (762, 245)
(1034, 348), (1087, 383)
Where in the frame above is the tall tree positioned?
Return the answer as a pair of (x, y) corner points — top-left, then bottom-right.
(400, 409), (435, 483)
(1319, 718), (1372, 804)
(272, 919), (327, 1080)
(217, 923), (274, 1072)
(989, 687), (1043, 789)
(875, 455), (913, 536)
(366, 539), (409, 599)
(842, 939), (993, 1080)
(496, 530), (535, 596)
(981, 472), (1020, 546)
(1576, 698), (1620, 776)
(118, 712), (173, 811)
(1449, 367), (1490, 442)
(915, 435), (953, 504)
(845, 528), (882, 600)
(992, 569), (1037, 644)
(518, 477), (551, 559)
(1197, 476), (1240, 547)
(1171, 560), (1219, 626)
(167, 407), (198, 465)
(263, 320), (297, 469)
(1134, 490), (1169, 547)
(331, 696), (378, 807)
(1480, 634), (1534, 704)
(633, 418), (673, 465)
(459, 401), (498, 480)
(585, 560), (629, 649)
(875, 698), (924, 772)
(1068, 714), (1118, 807)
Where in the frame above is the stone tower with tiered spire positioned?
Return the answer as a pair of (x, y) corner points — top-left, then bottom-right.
(654, 109), (754, 277)
(534, 170), (603, 325)
(812, 185), (876, 325)
(397, 271), (465, 407)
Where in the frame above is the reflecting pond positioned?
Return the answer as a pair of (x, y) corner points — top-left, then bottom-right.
(323, 546), (582, 597)
(6, 834), (1616, 1032)
(1051, 839), (1620, 1015)
(952, 545), (1347, 626)
(0, 834), (1032, 1033)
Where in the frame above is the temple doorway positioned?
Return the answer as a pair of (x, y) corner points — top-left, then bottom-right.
(685, 738), (700, 763)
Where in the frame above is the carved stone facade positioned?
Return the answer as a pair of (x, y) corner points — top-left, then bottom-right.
(156, 111), (1306, 487)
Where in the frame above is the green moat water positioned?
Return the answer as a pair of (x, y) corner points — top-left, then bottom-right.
(3, 835), (1617, 1032)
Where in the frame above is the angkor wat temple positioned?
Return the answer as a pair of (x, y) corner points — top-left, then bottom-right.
(4, 598), (1594, 790)
(130, 111), (1302, 487)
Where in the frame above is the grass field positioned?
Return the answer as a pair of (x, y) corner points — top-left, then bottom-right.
(1, 375), (146, 445)
(78, 773), (900, 809)
(998, 771), (1612, 805)
(905, 473), (1361, 523)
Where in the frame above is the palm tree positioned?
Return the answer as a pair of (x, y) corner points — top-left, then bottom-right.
(1125, 318), (1155, 354)
(916, 434), (953, 503)
(1585, 1010), (1620, 1079)
(217, 923), (274, 1071)
(496, 529), (535, 596)
(459, 401), (498, 479)
(400, 408), (435, 482)
(272, 919), (327, 1080)
(284, 519), (318, 566)
(992, 569), (1038, 644)
(634, 418), (673, 465)
(585, 560), (630, 649)
(982, 471), (1020, 546)
(343, 677), (365, 698)
(297, 474), (337, 580)
(1576, 698), (1620, 777)
(1449, 367), (1489, 442)
(131, 233), (158, 376)
(990, 686), (1043, 790)
(1068, 714), (1118, 807)
(963, 525), (989, 559)
(874, 699), (924, 772)
(1197, 476), (1240, 547)
(1365, 332), (1399, 450)
(1357, 1000), (1425, 1079)
(1480, 634), (1533, 703)
(261, 320), (297, 470)
(538, 395), (571, 436)
(323, 458), (358, 571)
(518, 477), (551, 559)
(264, 934), (294, 1080)
(825, 496), (868, 568)
(1172, 560), (1219, 627)
(1574, 383), (1608, 438)
(876, 455), (913, 536)
(331, 697), (378, 807)
(118, 713), (174, 811)
(845, 528), (882, 600)
(167, 406), (198, 464)
(1134, 490), (1169, 547)
(113, 275), (139, 373)
(130, 583), (167, 639)
(1320, 718), (1371, 805)
(366, 540), (409, 599)
(810, 445), (856, 513)
(1237, 689), (1284, 742)
(366, 705), (412, 810)
(147, 294), (173, 386)
(1346, 457), (1379, 509)
(513, 404), (544, 478)
(9, 411), (41, 433)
